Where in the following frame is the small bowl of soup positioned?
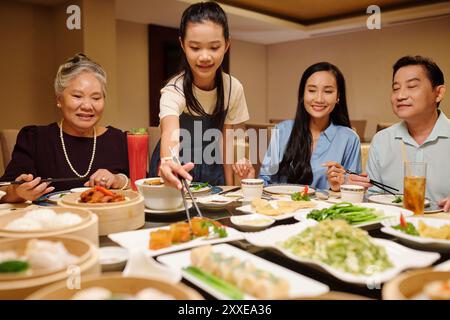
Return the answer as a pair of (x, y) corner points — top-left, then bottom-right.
(135, 178), (183, 211)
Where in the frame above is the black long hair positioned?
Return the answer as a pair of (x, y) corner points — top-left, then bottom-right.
(279, 62), (351, 184)
(176, 1), (230, 127)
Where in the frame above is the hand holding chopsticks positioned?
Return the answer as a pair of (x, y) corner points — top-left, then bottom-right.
(0, 177), (86, 187)
(345, 170), (399, 195)
(158, 159), (194, 190)
(0, 174), (56, 202)
(168, 147), (203, 218)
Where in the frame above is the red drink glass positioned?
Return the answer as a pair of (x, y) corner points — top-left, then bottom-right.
(127, 132), (149, 191)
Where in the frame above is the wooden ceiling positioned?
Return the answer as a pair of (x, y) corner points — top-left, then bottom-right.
(217, 0), (446, 25)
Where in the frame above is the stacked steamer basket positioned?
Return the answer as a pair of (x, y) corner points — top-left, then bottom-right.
(0, 235), (99, 299)
(57, 190), (145, 236)
(383, 269), (450, 300)
(0, 207), (99, 246)
(27, 273), (203, 300)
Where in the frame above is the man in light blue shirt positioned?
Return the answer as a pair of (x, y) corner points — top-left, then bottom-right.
(349, 55), (449, 211)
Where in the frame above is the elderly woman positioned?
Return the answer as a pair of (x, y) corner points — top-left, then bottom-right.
(0, 53), (129, 203)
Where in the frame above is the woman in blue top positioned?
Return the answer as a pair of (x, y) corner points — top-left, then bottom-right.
(233, 62), (361, 191)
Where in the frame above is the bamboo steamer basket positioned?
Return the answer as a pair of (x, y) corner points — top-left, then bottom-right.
(57, 190), (145, 236)
(295, 291), (371, 300)
(0, 203), (34, 216)
(0, 207), (99, 246)
(0, 235), (100, 299)
(383, 269), (450, 300)
(27, 273), (203, 300)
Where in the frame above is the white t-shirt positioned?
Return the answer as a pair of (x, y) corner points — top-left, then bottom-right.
(159, 72), (250, 125)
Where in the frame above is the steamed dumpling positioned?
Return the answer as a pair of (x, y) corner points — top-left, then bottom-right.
(5, 217), (42, 231)
(25, 239), (78, 270)
(24, 209), (56, 226)
(72, 287), (112, 300)
(0, 250), (18, 263)
(5, 209), (82, 231)
(135, 288), (174, 300)
(53, 213), (83, 228)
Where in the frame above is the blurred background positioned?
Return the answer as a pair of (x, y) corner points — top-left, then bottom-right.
(0, 0), (449, 171)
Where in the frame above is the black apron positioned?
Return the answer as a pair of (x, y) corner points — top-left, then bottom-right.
(149, 112), (225, 185)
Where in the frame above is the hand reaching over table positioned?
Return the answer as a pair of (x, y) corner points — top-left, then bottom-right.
(232, 158), (255, 179)
(84, 169), (128, 189)
(159, 161), (194, 190)
(438, 195), (450, 212)
(347, 172), (373, 189)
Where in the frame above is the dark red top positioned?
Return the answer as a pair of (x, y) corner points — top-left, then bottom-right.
(0, 122), (129, 191)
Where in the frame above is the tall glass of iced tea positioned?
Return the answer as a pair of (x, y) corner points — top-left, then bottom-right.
(403, 162), (427, 215)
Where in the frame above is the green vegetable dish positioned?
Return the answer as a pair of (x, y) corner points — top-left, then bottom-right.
(392, 196), (403, 204)
(291, 192), (310, 202)
(190, 182), (210, 191)
(279, 220), (393, 275)
(0, 260), (29, 274)
(393, 222), (419, 236)
(201, 220), (228, 238)
(184, 266), (244, 299)
(306, 202), (384, 225)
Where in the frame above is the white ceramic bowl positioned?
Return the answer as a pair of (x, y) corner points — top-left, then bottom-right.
(340, 184), (365, 203)
(135, 178), (183, 210)
(99, 246), (129, 272)
(230, 213), (275, 231)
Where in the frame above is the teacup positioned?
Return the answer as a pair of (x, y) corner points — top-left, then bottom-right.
(241, 178), (264, 200)
(340, 184), (365, 203)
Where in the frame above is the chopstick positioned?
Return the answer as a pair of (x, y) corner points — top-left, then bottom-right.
(169, 147), (203, 218)
(345, 169), (400, 195)
(218, 186), (241, 195)
(180, 180), (193, 228)
(0, 177), (86, 187)
(370, 181), (398, 196)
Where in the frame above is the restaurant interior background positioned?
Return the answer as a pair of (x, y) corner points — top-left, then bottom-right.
(0, 0), (449, 174)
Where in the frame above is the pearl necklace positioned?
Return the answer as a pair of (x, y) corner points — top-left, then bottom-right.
(59, 119), (97, 178)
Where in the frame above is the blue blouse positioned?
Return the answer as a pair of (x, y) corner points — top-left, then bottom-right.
(259, 120), (362, 189)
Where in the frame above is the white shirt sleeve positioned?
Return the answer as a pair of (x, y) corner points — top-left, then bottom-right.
(159, 84), (186, 120)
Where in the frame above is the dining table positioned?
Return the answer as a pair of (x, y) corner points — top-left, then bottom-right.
(101, 186), (450, 300)
(1, 186), (448, 300)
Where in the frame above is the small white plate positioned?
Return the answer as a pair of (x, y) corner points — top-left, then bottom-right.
(294, 202), (414, 229)
(264, 184), (315, 196)
(70, 187), (91, 193)
(47, 191), (71, 203)
(230, 214), (275, 231)
(381, 217), (450, 252)
(189, 184), (212, 194)
(99, 246), (129, 271)
(368, 194), (431, 207)
(237, 199), (324, 221)
(197, 195), (234, 208)
(144, 203), (193, 215)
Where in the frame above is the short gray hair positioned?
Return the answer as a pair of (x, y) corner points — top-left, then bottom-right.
(54, 53), (107, 98)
